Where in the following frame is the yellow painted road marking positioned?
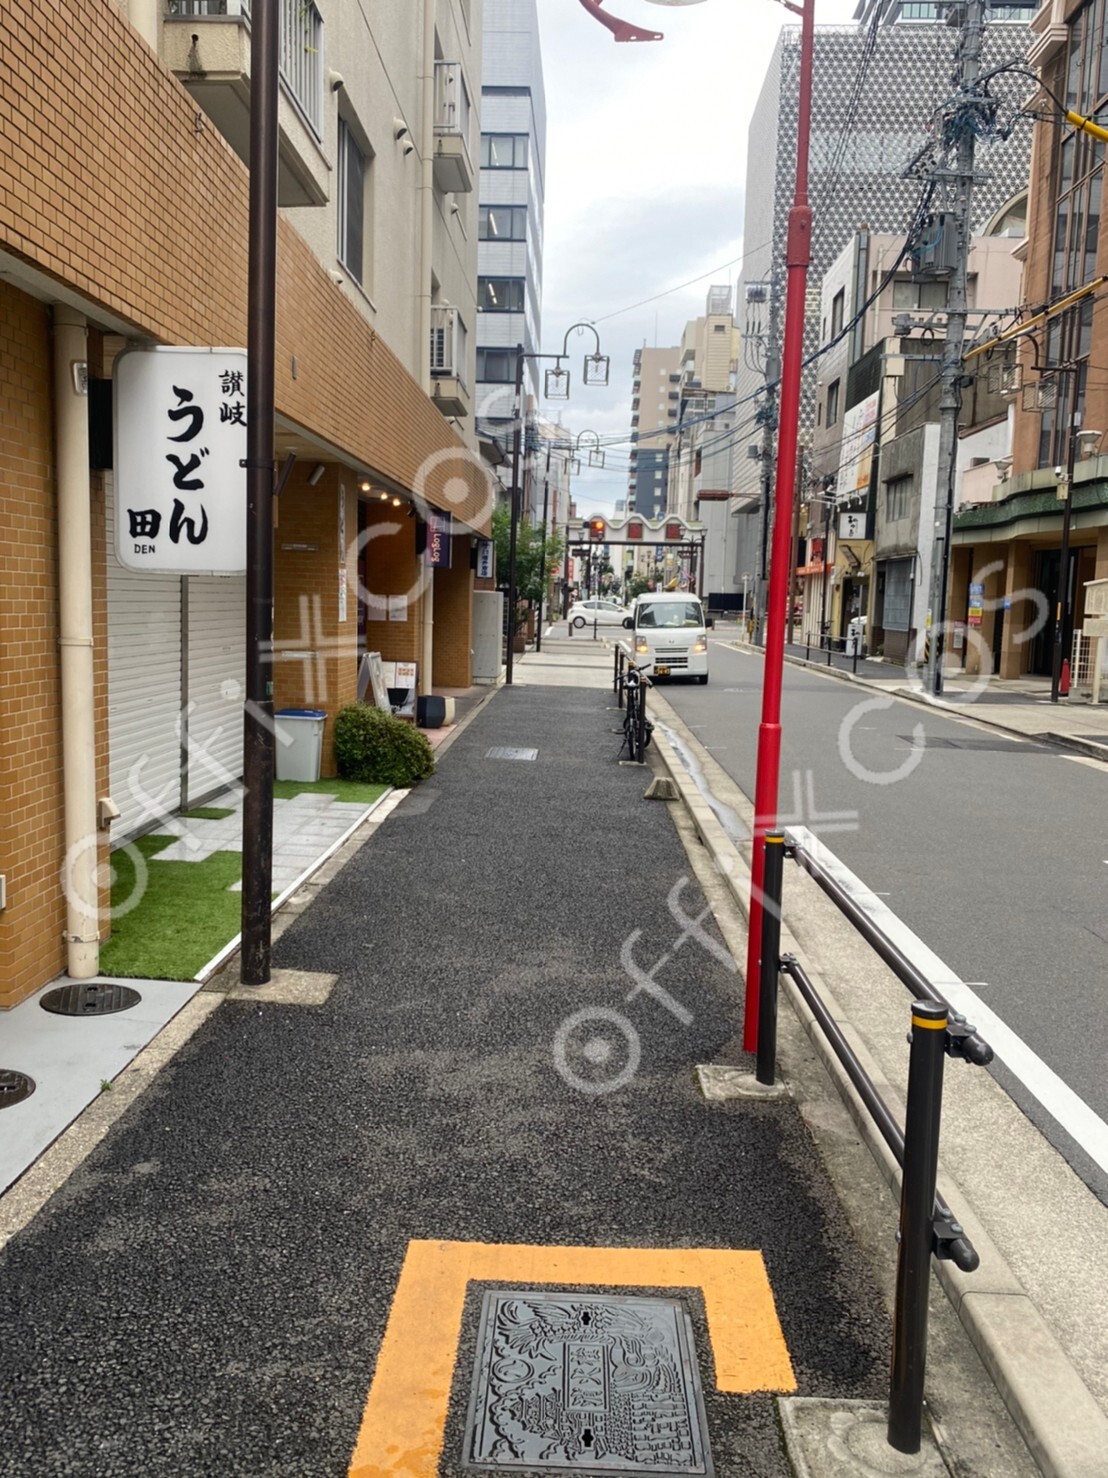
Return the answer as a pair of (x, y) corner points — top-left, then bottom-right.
(348, 1239), (795, 1478)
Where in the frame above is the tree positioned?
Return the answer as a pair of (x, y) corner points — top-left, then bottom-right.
(491, 503), (565, 612)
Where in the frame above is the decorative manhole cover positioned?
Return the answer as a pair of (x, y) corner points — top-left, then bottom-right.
(40, 982), (142, 1017)
(485, 747), (538, 762)
(0, 1071), (36, 1108)
(462, 1291), (713, 1474)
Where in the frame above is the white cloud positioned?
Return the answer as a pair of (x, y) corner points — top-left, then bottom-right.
(532, 0), (861, 511)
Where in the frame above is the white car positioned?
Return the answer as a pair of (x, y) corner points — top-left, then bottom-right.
(630, 592), (711, 682)
(568, 598), (629, 629)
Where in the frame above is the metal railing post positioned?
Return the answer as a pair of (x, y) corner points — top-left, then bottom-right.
(756, 833), (785, 1085)
(614, 644), (621, 697)
(888, 998), (948, 1454)
(636, 672), (648, 760)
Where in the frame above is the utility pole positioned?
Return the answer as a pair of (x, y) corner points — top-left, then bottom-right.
(926, 0), (986, 697)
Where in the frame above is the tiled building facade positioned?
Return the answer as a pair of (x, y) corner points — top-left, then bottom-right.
(0, 0), (493, 1006)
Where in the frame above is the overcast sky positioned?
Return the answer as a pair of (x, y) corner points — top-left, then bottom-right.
(533, 0), (861, 513)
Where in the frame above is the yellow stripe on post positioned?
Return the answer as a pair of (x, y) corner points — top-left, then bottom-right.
(911, 1014), (947, 1030)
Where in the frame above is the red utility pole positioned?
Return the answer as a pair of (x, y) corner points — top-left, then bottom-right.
(744, 0), (815, 1053)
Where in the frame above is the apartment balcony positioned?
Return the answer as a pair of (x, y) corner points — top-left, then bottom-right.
(1028, 0), (1067, 67)
(164, 0), (327, 207)
(430, 304), (470, 418)
(433, 61), (475, 195)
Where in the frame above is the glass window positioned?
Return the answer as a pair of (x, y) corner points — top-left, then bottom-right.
(886, 476), (911, 523)
(338, 120), (366, 287)
(479, 206), (527, 241)
(477, 277), (525, 312)
(480, 134), (529, 168)
(826, 379), (840, 427)
(830, 288), (845, 338)
(476, 348), (516, 383)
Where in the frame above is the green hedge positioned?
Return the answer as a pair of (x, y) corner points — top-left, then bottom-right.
(333, 703), (436, 788)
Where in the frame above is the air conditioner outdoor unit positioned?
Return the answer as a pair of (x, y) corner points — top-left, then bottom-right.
(430, 304), (464, 379)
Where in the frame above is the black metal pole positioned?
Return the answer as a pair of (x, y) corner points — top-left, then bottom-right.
(504, 344), (525, 686)
(535, 463), (550, 654)
(240, 0), (279, 986)
(888, 998), (948, 1454)
(755, 833), (785, 1084)
(1051, 402), (1079, 702)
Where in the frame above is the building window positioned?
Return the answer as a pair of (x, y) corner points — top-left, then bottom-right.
(826, 378), (840, 427)
(338, 119), (367, 287)
(892, 278), (949, 311)
(830, 288), (845, 338)
(1037, 8), (1106, 464)
(886, 476), (912, 523)
(477, 277), (525, 312)
(480, 134), (529, 169)
(476, 348), (516, 383)
(478, 205), (527, 241)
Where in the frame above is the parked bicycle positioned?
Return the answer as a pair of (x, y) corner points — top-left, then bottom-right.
(620, 658), (653, 763)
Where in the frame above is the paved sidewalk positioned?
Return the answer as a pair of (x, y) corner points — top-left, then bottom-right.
(0, 676), (901, 1477)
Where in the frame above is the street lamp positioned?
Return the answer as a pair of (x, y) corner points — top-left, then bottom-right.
(504, 324), (609, 684)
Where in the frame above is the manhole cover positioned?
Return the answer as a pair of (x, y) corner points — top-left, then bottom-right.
(0, 1070), (36, 1108)
(485, 747), (538, 762)
(462, 1291), (713, 1474)
(40, 982), (142, 1017)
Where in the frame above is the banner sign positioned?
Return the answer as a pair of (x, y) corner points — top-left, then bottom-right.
(476, 539), (494, 580)
(114, 347), (248, 573)
(425, 513), (452, 568)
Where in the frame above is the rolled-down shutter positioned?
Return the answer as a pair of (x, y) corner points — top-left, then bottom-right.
(107, 479), (183, 840)
(185, 575), (245, 807)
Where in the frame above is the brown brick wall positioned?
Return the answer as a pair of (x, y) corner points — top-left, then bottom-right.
(360, 502), (425, 675)
(432, 537), (474, 688)
(272, 469), (359, 777)
(0, 286), (65, 1006)
(0, 0), (493, 535)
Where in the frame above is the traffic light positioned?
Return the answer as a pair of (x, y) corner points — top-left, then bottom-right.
(588, 517), (606, 540)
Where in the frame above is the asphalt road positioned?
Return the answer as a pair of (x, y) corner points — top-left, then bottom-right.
(663, 640), (1108, 1200)
(0, 687), (889, 1477)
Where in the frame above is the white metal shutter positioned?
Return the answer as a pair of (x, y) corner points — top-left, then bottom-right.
(106, 479), (183, 840)
(185, 575), (245, 806)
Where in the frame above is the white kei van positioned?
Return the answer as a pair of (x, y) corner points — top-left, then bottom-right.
(626, 592), (711, 683)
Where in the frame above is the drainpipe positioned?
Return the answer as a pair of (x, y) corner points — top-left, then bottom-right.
(419, 0), (435, 697)
(54, 307), (100, 979)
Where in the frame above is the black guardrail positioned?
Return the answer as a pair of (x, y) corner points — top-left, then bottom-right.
(756, 831), (994, 1456)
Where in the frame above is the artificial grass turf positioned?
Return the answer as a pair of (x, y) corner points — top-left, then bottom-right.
(97, 784), (388, 980)
(97, 835), (244, 982)
(180, 806), (235, 820)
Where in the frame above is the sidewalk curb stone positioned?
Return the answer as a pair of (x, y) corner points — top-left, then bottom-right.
(649, 695), (1108, 1478)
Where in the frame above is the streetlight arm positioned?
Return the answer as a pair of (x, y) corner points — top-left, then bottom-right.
(576, 0), (663, 42)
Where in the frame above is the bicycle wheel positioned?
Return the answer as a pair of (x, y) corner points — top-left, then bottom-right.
(624, 685), (640, 761)
(635, 682), (648, 760)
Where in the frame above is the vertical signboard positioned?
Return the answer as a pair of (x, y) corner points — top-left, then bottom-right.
(425, 512), (452, 568)
(113, 347), (248, 573)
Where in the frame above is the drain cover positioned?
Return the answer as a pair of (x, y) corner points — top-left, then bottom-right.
(0, 1071), (36, 1108)
(40, 982), (142, 1017)
(485, 747), (538, 762)
(463, 1291), (713, 1474)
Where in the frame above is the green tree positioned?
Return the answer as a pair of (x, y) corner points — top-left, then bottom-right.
(491, 503), (565, 612)
(626, 573), (651, 602)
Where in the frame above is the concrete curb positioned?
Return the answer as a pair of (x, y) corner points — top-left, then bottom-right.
(649, 695), (1108, 1478)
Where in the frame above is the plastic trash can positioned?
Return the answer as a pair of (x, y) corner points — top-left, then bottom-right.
(274, 708), (326, 782)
